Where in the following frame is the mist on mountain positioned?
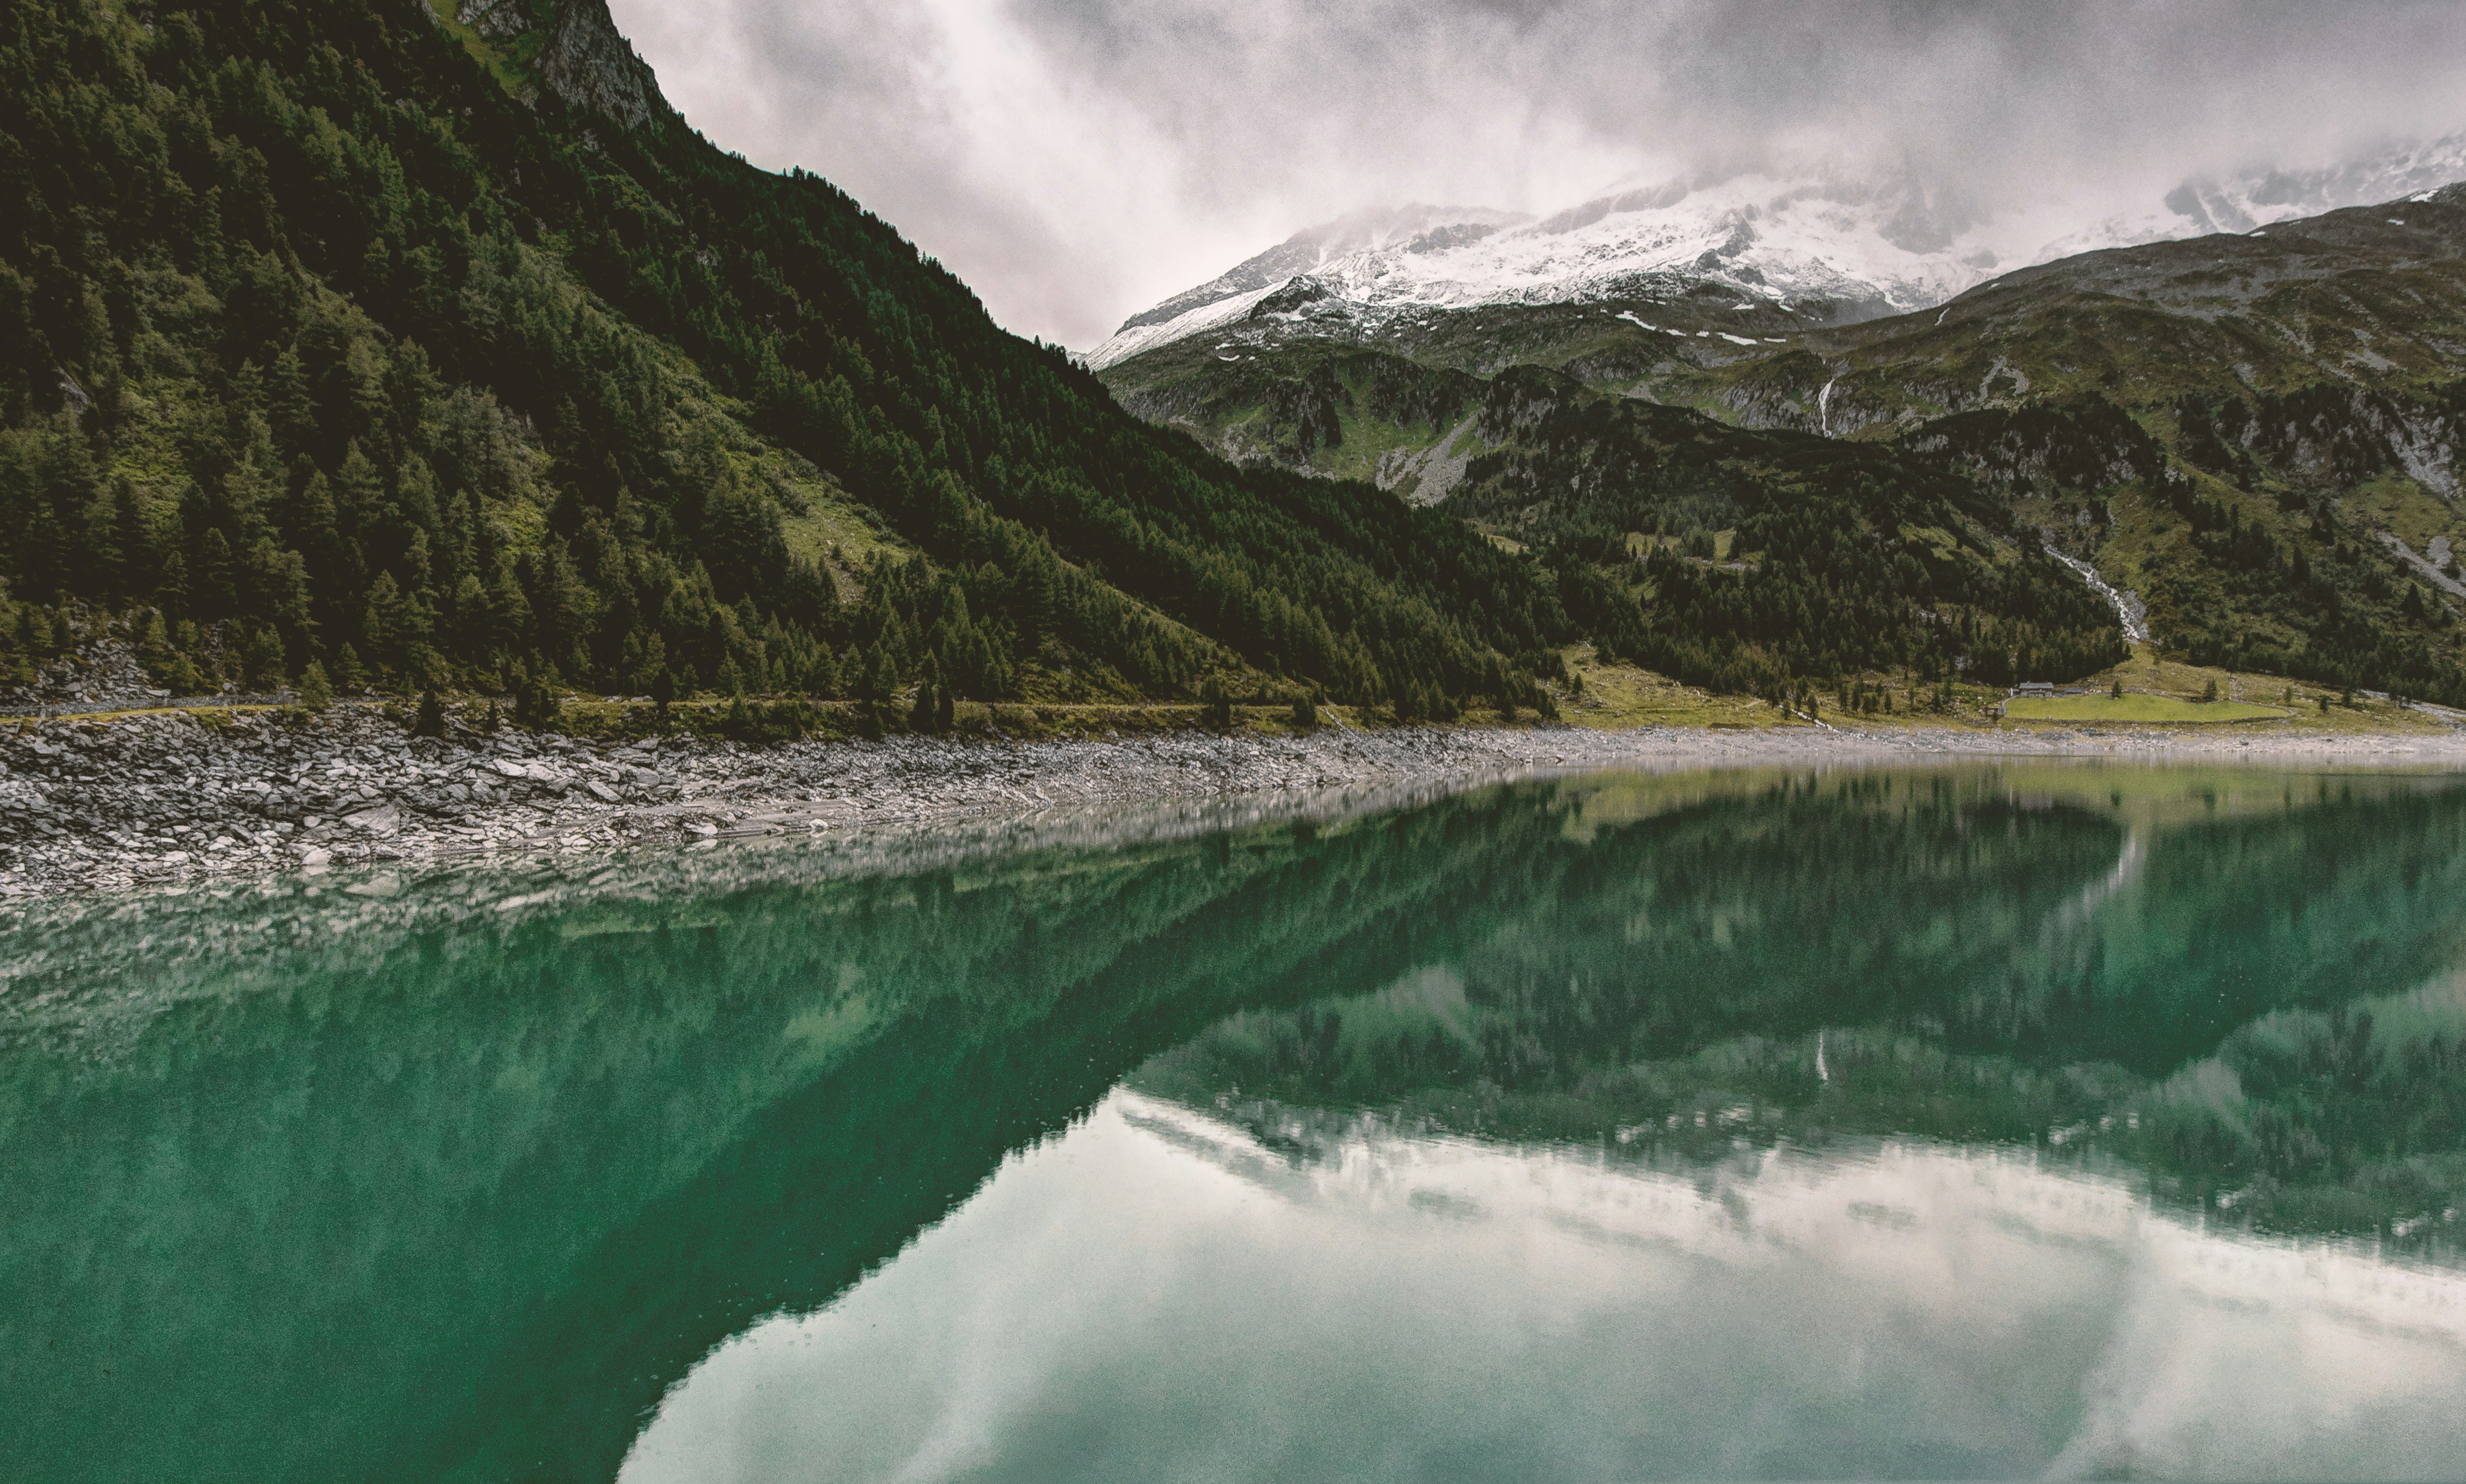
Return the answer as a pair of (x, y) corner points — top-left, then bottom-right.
(1096, 133), (2466, 368)
(611, 0), (2466, 348)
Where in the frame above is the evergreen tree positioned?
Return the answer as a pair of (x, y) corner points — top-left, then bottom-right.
(297, 660), (334, 711)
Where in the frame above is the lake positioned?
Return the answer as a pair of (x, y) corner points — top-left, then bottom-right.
(6, 761), (2466, 1481)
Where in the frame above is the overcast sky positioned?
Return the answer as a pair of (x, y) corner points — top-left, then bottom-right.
(606, 0), (2466, 349)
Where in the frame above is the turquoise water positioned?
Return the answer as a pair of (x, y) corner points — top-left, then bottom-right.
(6, 763), (2466, 1481)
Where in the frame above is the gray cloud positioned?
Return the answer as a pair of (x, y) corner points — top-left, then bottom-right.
(608, 0), (2466, 347)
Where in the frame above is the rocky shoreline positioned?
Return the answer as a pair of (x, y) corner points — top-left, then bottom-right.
(8, 705), (2466, 900)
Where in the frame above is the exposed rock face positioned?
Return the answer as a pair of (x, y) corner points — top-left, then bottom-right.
(457, 0), (530, 43)
(456, 0), (670, 130)
(535, 0), (668, 129)
(2246, 385), (2466, 502)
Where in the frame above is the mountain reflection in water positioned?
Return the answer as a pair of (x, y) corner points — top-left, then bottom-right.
(5, 763), (2466, 1481)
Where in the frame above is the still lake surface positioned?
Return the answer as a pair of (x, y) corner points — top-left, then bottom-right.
(7, 761), (2466, 1481)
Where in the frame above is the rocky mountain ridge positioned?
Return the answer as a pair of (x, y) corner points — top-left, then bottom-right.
(2042, 130), (2466, 259)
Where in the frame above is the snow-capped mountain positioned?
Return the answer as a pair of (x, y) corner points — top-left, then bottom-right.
(1087, 171), (1997, 369)
(1089, 135), (2466, 371)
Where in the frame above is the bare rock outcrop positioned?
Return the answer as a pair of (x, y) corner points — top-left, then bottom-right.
(454, 0), (671, 130)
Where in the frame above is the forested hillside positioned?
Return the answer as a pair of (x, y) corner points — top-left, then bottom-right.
(1111, 342), (2123, 696)
(0, 0), (1567, 717)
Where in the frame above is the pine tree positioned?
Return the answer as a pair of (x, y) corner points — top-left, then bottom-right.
(296, 660), (334, 711)
(865, 644), (899, 705)
(804, 642), (841, 700)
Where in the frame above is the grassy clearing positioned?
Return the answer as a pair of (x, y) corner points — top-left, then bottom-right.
(775, 482), (905, 593)
(426, 0), (532, 95)
(8, 696), (1378, 745)
(1629, 529), (1742, 560)
(2080, 645), (2455, 735)
(7, 703), (290, 730)
(463, 697), (1382, 746)
(1319, 396), (1448, 485)
(1558, 648), (1813, 731)
(1549, 641), (2466, 736)
(2004, 694), (2287, 723)
(1468, 521), (1528, 555)
(2347, 470), (2463, 557)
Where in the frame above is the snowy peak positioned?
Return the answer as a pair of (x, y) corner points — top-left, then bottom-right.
(1107, 204), (1527, 349)
(1088, 169), (2003, 369)
(1091, 133), (2466, 371)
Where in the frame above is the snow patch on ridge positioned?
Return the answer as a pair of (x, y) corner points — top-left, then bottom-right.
(1082, 282), (1292, 369)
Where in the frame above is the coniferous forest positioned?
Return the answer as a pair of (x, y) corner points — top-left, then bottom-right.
(0, 0), (2125, 719)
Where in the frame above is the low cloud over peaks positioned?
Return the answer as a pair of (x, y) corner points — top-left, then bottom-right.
(610, 0), (2466, 347)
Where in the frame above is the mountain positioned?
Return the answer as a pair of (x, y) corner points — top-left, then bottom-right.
(13, 3), (2441, 723)
(1101, 179), (2466, 702)
(1091, 137), (2466, 381)
(0, 0), (1570, 720)
(1718, 190), (2466, 687)
(1094, 203), (1534, 368)
(1088, 169), (2001, 372)
(1678, 192), (2466, 440)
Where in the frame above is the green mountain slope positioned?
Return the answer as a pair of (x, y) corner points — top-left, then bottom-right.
(0, 0), (1566, 716)
(1109, 340), (2125, 694)
(1107, 191), (2466, 702)
(1721, 196), (2466, 434)
(1713, 195), (2466, 693)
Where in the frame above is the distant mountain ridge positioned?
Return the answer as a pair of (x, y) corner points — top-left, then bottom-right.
(2041, 132), (2466, 260)
(1091, 135), (2466, 371)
